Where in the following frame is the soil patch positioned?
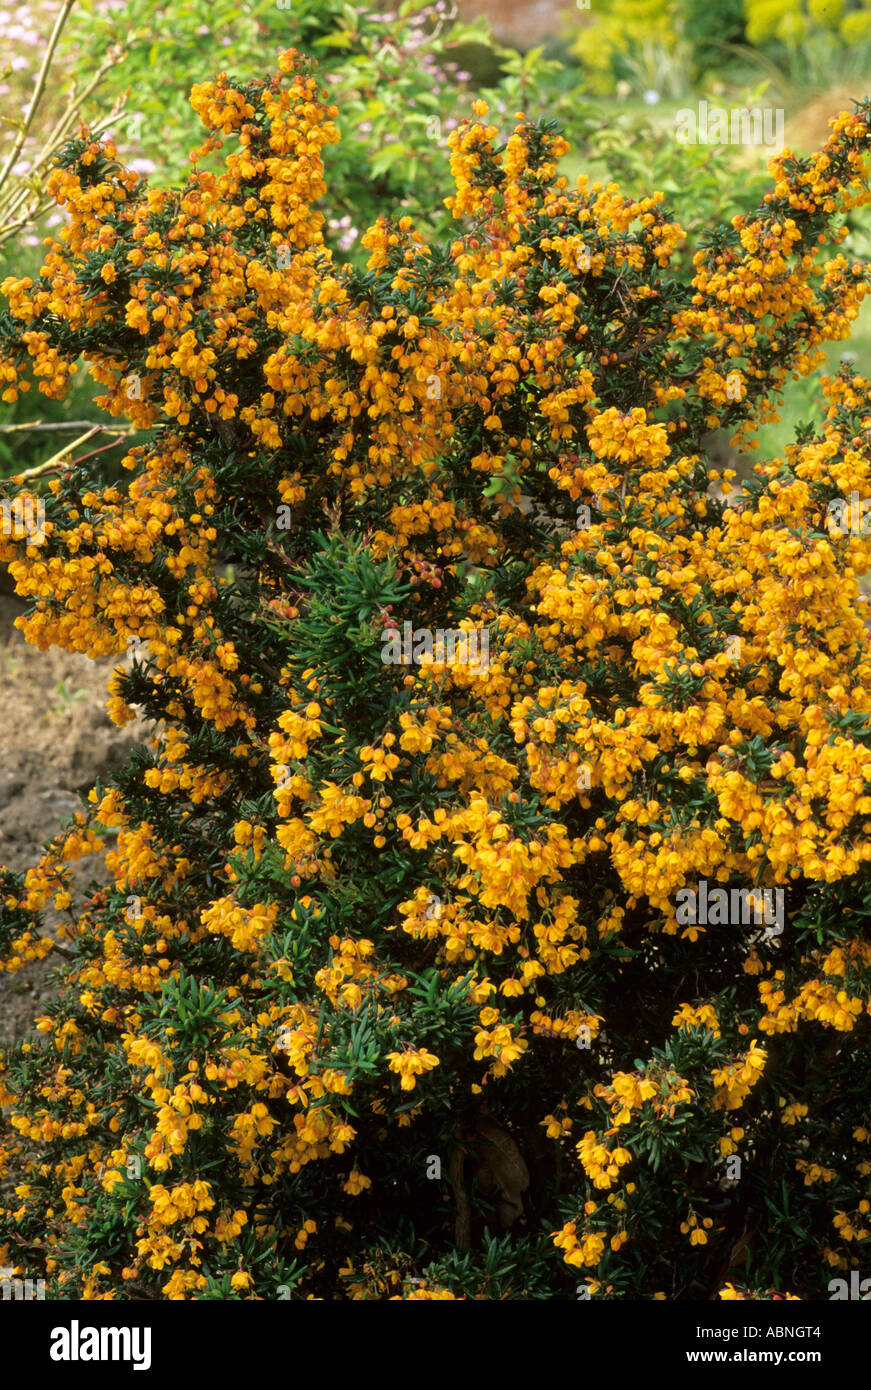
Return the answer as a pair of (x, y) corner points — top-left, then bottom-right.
(0, 590), (147, 1045)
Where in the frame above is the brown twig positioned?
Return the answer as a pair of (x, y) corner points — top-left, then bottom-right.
(611, 328), (671, 364)
(70, 438), (131, 467)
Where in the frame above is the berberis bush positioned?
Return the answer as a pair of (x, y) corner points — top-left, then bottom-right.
(1, 50), (870, 1301)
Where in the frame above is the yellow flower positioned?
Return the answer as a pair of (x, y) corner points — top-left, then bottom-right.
(386, 1048), (440, 1090)
(343, 1170), (371, 1196)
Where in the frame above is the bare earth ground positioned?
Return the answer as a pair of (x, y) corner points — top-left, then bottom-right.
(0, 590), (146, 1045)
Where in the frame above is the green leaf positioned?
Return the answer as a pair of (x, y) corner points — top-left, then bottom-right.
(313, 33), (356, 49)
(369, 144), (407, 178)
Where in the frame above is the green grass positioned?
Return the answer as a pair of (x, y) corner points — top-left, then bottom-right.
(754, 293), (871, 462)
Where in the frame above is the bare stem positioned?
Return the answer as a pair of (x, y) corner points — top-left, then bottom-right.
(0, 0), (78, 194)
(0, 420), (133, 435)
(11, 426), (100, 480)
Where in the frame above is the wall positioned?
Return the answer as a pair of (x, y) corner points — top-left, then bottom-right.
(453, 0), (578, 48)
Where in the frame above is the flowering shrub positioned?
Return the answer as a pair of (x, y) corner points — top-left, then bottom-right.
(61, 0), (586, 258)
(569, 0), (746, 94)
(745, 0), (871, 46)
(570, 0), (871, 93)
(61, 0), (480, 249)
(0, 50), (870, 1300)
(1, 0), (597, 481)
